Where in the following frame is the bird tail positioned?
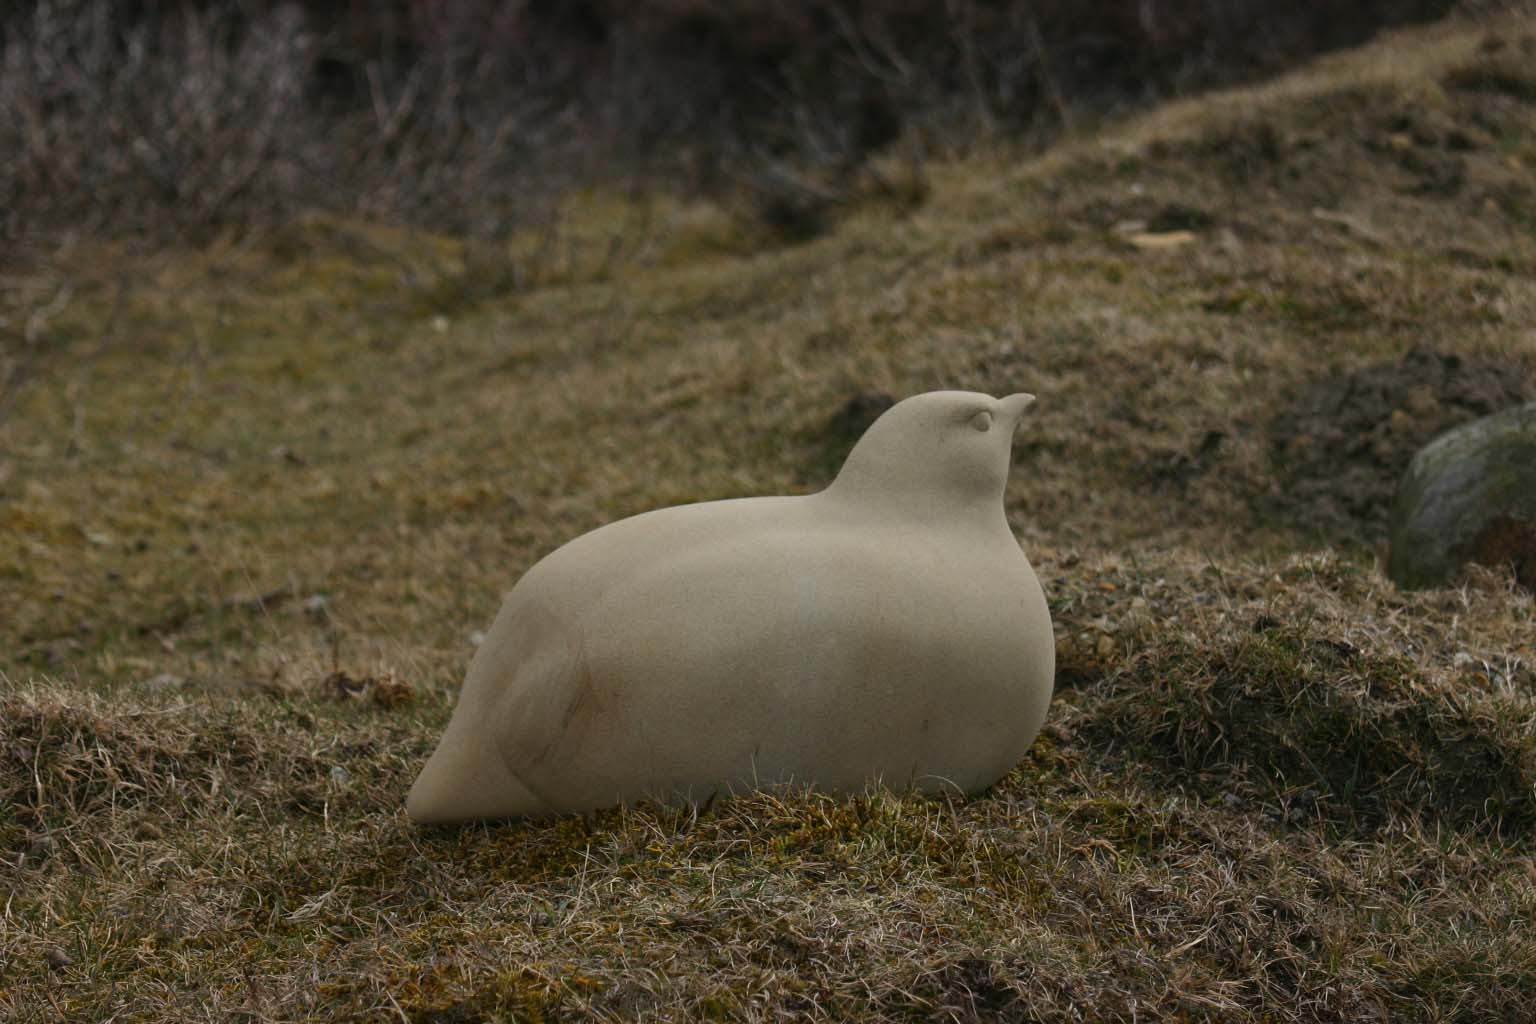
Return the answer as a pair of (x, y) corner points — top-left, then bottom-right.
(406, 722), (546, 823)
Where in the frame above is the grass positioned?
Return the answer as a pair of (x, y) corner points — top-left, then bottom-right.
(4, 11), (1536, 1022)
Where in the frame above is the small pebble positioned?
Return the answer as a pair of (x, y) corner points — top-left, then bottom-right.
(26, 835), (55, 862)
(139, 673), (184, 694)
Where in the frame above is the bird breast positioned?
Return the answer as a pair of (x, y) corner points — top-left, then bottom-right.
(473, 493), (1052, 805)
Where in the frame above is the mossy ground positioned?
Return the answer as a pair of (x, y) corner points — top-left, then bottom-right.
(4, 13), (1536, 1022)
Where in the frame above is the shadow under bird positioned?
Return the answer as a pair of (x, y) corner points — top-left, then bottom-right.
(407, 390), (1054, 822)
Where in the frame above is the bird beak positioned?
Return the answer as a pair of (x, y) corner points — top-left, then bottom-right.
(999, 392), (1036, 428)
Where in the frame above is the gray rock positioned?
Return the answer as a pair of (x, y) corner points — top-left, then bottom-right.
(1388, 402), (1536, 589)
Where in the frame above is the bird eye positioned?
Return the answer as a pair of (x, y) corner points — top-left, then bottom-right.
(969, 410), (992, 432)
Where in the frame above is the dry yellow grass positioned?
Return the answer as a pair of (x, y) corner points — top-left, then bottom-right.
(3, 11), (1536, 1022)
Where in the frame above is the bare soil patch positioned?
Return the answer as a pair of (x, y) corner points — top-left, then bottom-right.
(1269, 346), (1533, 538)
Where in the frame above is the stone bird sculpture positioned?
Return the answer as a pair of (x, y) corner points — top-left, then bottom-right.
(407, 390), (1054, 822)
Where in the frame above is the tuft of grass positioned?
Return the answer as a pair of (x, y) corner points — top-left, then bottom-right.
(1443, 49), (1536, 101)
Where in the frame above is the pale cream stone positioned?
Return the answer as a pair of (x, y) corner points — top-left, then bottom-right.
(407, 390), (1054, 822)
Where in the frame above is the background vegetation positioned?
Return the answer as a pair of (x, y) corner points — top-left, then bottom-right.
(2, 1), (1535, 1020)
(2, 0), (1461, 244)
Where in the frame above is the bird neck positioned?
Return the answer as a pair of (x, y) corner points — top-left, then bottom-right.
(823, 453), (1007, 528)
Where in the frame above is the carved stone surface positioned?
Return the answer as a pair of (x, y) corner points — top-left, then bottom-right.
(407, 391), (1055, 822)
(1388, 401), (1536, 590)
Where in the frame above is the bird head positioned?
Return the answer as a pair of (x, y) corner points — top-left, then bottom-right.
(827, 390), (1036, 518)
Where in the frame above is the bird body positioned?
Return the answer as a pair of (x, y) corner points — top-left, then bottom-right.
(408, 391), (1054, 822)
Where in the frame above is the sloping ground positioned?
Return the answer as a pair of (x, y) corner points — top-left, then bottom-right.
(2, 13), (1535, 1023)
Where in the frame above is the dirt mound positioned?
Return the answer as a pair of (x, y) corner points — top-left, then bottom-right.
(1082, 621), (1536, 833)
(1269, 347), (1533, 535)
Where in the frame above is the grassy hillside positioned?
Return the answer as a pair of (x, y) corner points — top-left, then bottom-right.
(3, 12), (1536, 1022)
